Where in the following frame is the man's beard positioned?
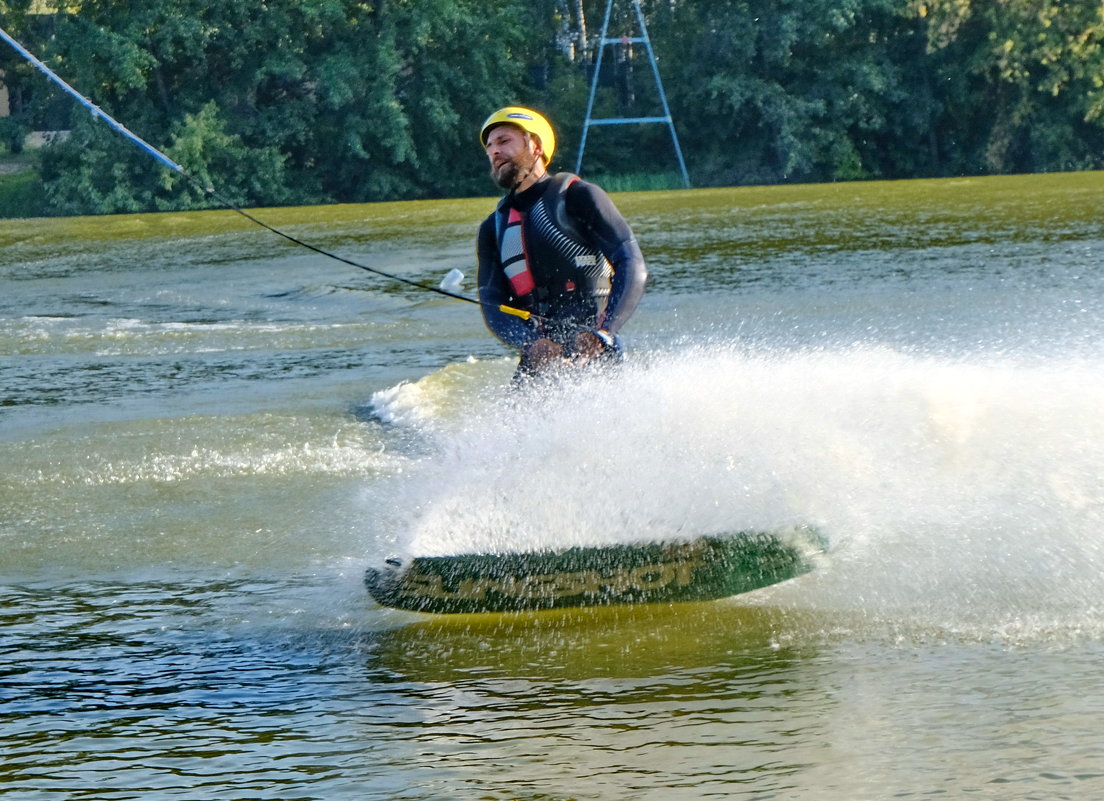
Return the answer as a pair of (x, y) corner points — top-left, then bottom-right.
(491, 151), (536, 189)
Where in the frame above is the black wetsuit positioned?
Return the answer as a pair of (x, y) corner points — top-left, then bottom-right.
(477, 173), (647, 360)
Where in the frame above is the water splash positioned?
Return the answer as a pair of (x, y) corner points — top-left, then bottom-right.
(369, 342), (1104, 636)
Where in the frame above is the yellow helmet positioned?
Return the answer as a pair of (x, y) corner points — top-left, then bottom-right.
(479, 106), (556, 164)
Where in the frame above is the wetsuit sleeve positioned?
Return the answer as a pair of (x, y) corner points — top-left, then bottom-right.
(477, 214), (538, 350)
(564, 180), (647, 336)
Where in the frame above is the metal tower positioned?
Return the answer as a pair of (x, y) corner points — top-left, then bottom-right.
(574, 0), (690, 187)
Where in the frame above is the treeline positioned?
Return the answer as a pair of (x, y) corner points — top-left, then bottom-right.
(1, 0), (1101, 215)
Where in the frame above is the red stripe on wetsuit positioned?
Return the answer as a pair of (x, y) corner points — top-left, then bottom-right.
(499, 207), (536, 297)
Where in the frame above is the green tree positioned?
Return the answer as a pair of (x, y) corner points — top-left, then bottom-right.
(641, 0), (919, 185)
(913, 0), (1104, 173)
(28, 0), (539, 214)
(5, 0), (1104, 213)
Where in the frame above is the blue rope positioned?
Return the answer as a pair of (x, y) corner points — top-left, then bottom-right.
(0, 25), (530, 316)
(0, 25), (184, 173)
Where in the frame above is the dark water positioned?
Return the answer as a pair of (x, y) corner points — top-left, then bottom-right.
(2, 172), (1104, 799)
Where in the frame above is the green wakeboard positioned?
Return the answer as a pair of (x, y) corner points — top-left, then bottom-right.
(364, 527), (825, 615)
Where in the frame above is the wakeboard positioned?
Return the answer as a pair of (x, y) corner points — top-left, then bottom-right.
(365, 527), (825, 615)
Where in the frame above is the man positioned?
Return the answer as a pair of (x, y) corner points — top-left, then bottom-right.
(476, 106), (647, 378)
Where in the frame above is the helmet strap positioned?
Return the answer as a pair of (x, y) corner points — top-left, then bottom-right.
(511, 133), (542, 190)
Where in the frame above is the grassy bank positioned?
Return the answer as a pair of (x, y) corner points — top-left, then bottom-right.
(0, 153), (685, 220)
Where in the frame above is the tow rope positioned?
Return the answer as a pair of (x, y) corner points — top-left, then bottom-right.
(0, 25), (534, 323)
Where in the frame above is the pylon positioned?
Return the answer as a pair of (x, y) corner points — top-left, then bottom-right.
(574, 0), (690, 187)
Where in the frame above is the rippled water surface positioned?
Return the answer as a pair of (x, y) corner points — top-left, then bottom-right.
(3, 172), (1104, 799)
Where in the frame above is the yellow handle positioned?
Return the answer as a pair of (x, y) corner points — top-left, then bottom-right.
(499, 305), (531, 321)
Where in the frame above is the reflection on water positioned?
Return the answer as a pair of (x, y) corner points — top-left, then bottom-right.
(371, 601), (816, 680)
(9, 572), (1103, 800)
(3, 578), (828, 801)
(4, 567), (1104, 800)
(366, 604), (830, 801)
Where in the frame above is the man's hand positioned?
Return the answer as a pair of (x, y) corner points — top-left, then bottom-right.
(572, 330), (614, 363)
(572, 331), (605, 361)
(520, 332), (614, 377)
(521, 338), (566, 371)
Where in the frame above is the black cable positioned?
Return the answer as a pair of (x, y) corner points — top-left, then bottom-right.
(1, 25), (538, 324)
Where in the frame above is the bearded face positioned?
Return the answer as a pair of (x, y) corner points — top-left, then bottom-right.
(490, 154), (527, 189)
(485, 125), (541, 189)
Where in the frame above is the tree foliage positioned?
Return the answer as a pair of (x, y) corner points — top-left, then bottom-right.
(1, 0), (1102, 214)
(20, 0), (537, 212)
(913, 0), (1104, 174)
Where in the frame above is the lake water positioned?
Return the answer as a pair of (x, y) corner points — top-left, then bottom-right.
(2, 172), (1103, 800)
